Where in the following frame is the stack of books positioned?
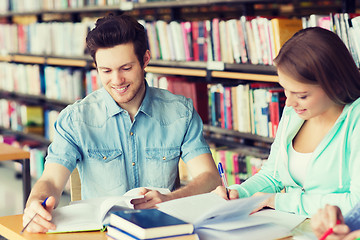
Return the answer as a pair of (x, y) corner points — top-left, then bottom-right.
(106, 209), (198, 240)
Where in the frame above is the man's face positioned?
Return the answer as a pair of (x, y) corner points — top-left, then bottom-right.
(95, 43), (150, 109)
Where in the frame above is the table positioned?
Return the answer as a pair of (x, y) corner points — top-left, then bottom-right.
(0, 215), (107, 240)
(0, 143), (31, 208)
(0, 214), (312, 240)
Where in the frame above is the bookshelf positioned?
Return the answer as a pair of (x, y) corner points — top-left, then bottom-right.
(0, 0), (359, 183)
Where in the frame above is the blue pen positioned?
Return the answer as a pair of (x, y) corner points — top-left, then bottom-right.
(20, 197), (49, 233)
(218, 162), (230, 199)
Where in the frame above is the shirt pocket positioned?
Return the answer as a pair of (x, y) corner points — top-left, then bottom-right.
(84, 149), (126, 194)
(143, 147), (180, 189)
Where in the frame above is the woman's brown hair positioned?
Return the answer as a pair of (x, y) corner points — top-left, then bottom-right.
(273, 27), (360, 105)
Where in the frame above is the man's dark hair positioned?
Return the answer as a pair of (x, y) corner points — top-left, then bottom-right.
(86, 14), (148, 67)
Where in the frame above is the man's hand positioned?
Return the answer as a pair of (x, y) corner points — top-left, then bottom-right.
(211, 185), (239, 200)
(311, 204), (349, 240)
(22, 196), (56, 233)
(130, 187), (174, 209)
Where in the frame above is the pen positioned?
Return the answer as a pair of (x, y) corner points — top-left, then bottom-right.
(319, 219), (341, 240)
(217, 162), (230, 199)
(20, 197), (49, 234)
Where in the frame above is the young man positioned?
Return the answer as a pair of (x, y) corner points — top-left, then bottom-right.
(23, 14), (221, 233)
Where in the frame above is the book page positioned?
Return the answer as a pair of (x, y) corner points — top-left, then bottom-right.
(50, 187), (171, 233)
(48, 203), (103, 233)
(157, 193), (270, 229)
(196, 222), (292, 240)
(251, 209), (306, 230)
(157, 193), (226, 224)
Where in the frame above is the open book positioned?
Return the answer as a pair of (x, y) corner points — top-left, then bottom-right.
(47, 187), (170, 233)
(157, 193), (306, 232)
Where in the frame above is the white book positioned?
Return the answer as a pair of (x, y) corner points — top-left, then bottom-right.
(351, 16), (360, 67)
(219, 20), (228, 63)
(227, 19), (241, 64)
(169, 21), (186, 61)
(236, 84), (251, 133)
(166, 23), (176, 61)
(245, 20), (258, 65)
(72, 22), (88, 56)
(251, 18), (263, 65)
(156, 20), (171, 61)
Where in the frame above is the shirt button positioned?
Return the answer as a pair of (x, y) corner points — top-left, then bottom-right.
(130, 132), (133, 136)
(163, 156), (166, 160)
(103, 156), (107, 160)
(132, 162), (135, 166)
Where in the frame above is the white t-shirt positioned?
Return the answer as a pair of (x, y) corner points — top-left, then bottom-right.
(288, 142), (312, 187)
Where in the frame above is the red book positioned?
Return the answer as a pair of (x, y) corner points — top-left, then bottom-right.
(268, 88), (285, 138)
(166, 76), (209, 123)
(232, 152), (240, 184)
(191, 21), (199, 61)
(17, 25), (27, 53)
(219, 86), (225, 128)
(180, 22), (193, 61)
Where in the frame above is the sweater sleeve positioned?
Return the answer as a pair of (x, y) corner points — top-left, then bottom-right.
(229, 108), (292, 198)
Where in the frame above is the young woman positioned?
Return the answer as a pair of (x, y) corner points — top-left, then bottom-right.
(213, 27), (360, 217)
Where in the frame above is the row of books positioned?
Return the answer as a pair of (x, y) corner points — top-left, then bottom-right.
(302, 13), (360, 67)
(0, 62), (101, 103)
(211, 146), (269, 186)
(2, 14), (359, 67)
(0, 21), (93, 56)
(146, 73), (286, 137)
(1, 0), (162, 13)
(208, 83), (285, 138)
(0, 99), (60, 141)
(142, 17), (303, 65)
(0, 16), (305, 65)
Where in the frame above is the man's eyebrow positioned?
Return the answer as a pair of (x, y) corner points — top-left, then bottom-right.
(97, 62), (136, 69)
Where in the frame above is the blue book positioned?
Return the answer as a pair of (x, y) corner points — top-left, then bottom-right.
(109, 209), (194, 239)
(345, 201), (360, 231)
(107, 225), (199, 240)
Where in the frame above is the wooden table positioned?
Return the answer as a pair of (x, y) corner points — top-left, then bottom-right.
(0, 143), (31, 208)
(0, 214), (107, 240)
(0, 214), (312, 240)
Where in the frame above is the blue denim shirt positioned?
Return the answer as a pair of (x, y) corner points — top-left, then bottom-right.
(45, 82), (210, 199)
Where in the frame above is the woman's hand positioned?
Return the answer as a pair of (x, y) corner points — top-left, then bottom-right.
(250, 192), (275, 214)
(211, 185), (239, 200)
(311, 204), (350, 240)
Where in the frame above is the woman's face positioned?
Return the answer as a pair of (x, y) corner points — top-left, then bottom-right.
(278, 69), (340, 121)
